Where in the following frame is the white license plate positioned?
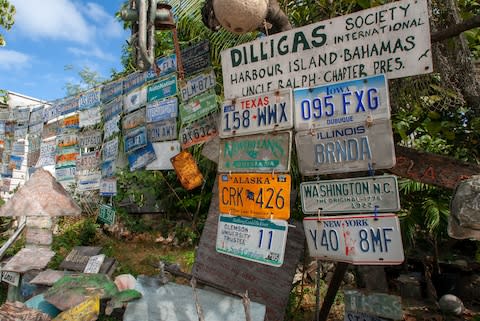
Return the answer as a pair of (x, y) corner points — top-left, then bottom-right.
(102, 137), (118, 161)
(100, 178), (117, 196)
(146, 97), (178, 123)
(179, 113), (218, 149)
(79, 131), (102, 149)
(216, 214), (288, 267)
(304, 214), (404, 265)
(180, 69), (216, 102)
(2, 271), (20, 286)
(294, 75), (390, 131)
(295, 119), (395, 176)
(300, 175), (400, 214)
(220, 88), (293, 138)
(147, 118), (177, 142)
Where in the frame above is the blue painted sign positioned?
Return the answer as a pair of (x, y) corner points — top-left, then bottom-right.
(146, 97), (178, 123)
(128, 143), (156, 171)
(123, 71), (146, 94)
(79, 88), (101, 110)
(146, 54), (177, 81)
(147, 74), (177, 102)
(124, 126), (148, 153)
(101, 79), (123, 103)
(103, 96), (123, 121)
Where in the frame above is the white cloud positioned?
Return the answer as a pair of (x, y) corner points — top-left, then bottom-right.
(0, 49), (30, 70)
(83, 2), (124, 39)
(11, 0), (92, 44)
(68, 46), (116, 62)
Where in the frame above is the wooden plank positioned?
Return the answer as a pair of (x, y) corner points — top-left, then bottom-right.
(2, 247), (55, 273)
(0, 301), (51, 321)
(29, 269), (66, 286)
(26, 228), (53, 246)
(59, 246), (102, 272)
(192, 178), (305, 321)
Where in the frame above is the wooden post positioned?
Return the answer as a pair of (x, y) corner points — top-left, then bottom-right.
(317, 262), (349, 321)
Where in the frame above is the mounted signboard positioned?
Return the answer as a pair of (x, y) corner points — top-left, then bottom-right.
(218, 173), (291, 220)
(147, 118), (177, 142)
(220, 88), (293, 138)
(180, 90), (218, 124)
(300, 175), (400, 214)
(295, 119), (395, 175)
(146, 97), (178, 123)
(216, 214), (288, 267)
(179, 112), (218, 149)
(128, 143), (156, 171)
(304, 213), (404, 264)
(221, 0), (432, 99)
(179, 69), (216, 102)
(79, 87), (101, 110)
(124, 86), (147, 114)
(181, 40), (211, 76)
(124, 126), (147, 153)
(146, 141), (180, 170)
(218, 131), (292, 173)
(293, 75), (390, 131)
(122, 107), (146, 131)
(146, 54), (177, 81)
(147, 74), (177, 102)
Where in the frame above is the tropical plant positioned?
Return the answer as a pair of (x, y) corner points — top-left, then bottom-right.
(0, 0), (15, 47)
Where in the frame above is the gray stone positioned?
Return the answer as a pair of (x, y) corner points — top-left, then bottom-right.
(449, 175), (480, 240)
(438, 294), (464, 315)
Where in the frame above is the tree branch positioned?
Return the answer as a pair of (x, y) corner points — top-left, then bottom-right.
(431, 14), (480, 43)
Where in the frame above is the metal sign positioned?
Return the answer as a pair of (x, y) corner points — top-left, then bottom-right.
(301, 175), (400, 214)
(146, 97), (178, 123)
(295, 119), (395, 175)
(79, 106), (102, 127)
(147, 74), (177, 102)
(147, 118), (177, 142)
(304, 213), (404, 264)
(76, 151), (100, 171)
(219, 88), (293, 138)
(122, 107), (146, 131)
(79, 130), (102, 149)
(102, 137), (118, 161)
(77, 172), (101, 191)
(124, 126), (148, 153)
(179, 69), (216, 102)
(103, 96), (123, 121)
(344, 289), (403, 320)
(2, 271), (20, 286)
(55, 165), (76, 181)
(179, 112), (218, 149)
(146, 53), (177, 81)
(171, 150), (203, 190)
(84, 254), (105, 274)
(181, 40), (211, 76)
(293, 75), (390, 131)
(62, 114), (79, 129)
(221, 0), (432, 99)
(216, 214), (288, 267)
(101, 160), (116, 178)
(104, 115), (120, 139)
(218, 173), (291, 220)
(44, 105), (60, 123)
(100, 178), (117, 196)
(128, 143), (156, 171)
(101, 78), (123, 103)
(146, 141), (180, 171)
(179, 90), (217, 124)
(123, 71), (146, 94)
(78, 87), (101, 110)
(60, 96), (79, 115)
(123, 86), (147, 114)
(218, 131), (292, 173)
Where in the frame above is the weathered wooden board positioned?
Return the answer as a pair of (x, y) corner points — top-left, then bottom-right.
(192, 178), (305, 321)
(26, 228), (53, 246)
(2, 247), (55, 273)
(59, 246), (102, 272)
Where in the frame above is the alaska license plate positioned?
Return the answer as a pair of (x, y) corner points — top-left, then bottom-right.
(220, 88), (293, 138)
(218, 173), (291, 220)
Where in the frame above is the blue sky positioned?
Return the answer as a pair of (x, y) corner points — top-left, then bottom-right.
(0, 0), (129, 102)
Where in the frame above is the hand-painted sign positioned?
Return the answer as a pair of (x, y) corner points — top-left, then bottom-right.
(147, 74), (177, 102)
(300, 175), (400, 214)
(102, 137), (118, 161)
(79, 87), (101, 110)
(124, 126), (148, 153)
(127, 143), (156, 171)
(147, 118), (177, 142)
(79, 106), (102, 127)
(103, 96), (123, 121)
(79, 130), (102, 149)
(179, 69), (216, 102)
(218, 173), (291, 220)
(304, 213), (404, 264)
(100, 177), (117, 196)
(123, 86), (147, 114)
(295, 119), (395, 175)
(218, 131), (292, 173)
(101, 79), (123, 103)
(170, 150), (203, 190)
(293, 75), (390, 131)
(146, 97), (178, 122)
(181, 40), (211, 76)
(216, 214), (288, 267)
(99, 204), (116, 225)
(179, 112), (218, 149)
(122, 107), (146, 131)
(179, 90), (217, 124)
(220, 88), (293, 138)
(146, 141), (180, 171)
(221, 0), (432, 98)
(146, 53), (177, 81)
(53, 295), (100, 321)
(123, 71), (146, 94)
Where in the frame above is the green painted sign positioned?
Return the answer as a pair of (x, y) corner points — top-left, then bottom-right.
(147, 74), (177, 102)
(179, 90), (217, 124)
(98, 204), (116, 225)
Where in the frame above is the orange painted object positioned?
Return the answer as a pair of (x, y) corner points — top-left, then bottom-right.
(170, 150), (203, 190)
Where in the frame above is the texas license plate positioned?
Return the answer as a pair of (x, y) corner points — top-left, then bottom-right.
(220, 88), (293, 138)
(218, 173), (291, 220)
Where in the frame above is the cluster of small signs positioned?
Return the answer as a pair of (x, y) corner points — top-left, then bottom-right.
(0, 40), (217, 206)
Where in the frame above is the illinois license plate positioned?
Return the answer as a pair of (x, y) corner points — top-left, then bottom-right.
(220, 88), (293, 138)
(216, 214), (288, 267)
(218, 173), (291, 220)
(304, 213), (404, 265)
